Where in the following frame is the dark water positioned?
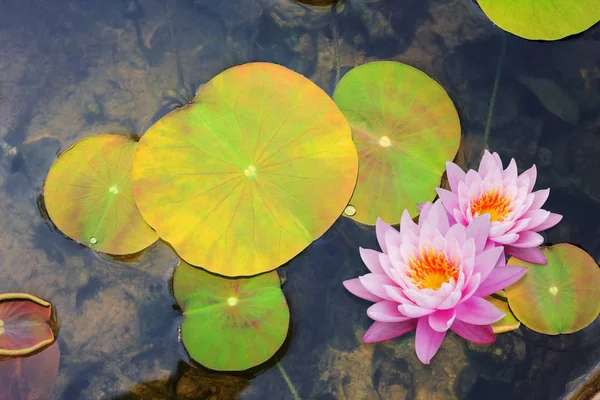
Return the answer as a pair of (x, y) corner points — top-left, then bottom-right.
(0, 0), (599, 399)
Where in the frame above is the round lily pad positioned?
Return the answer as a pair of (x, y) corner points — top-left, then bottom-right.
(477, 0), (600, 41)
(333, 61), (460, 225)
(132, 62), (358, 277)
(44, 134), (158, 254)
(506, 244), (600, 335)
(173, 261), (290, 371)
(0, 293), (55, 356)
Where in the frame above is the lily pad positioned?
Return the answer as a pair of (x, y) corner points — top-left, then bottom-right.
(333, 61), (460, 225)
(0, 342), (60, 400)
(477, 0), (600, 41)
(0, 293), (55, 356)
(487, 292), (520, 334)
(173, 261), (290, 371)
(132, 62), (358, 276)
(44, 134), (158, 254)
(506, 244), (600, 335)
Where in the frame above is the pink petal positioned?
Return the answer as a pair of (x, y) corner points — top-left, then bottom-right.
(521, 209), (551, 231)
(491, 151), (503, 169)
(502, 159), (518, 180)
(437, 291), (461, 310)
(474, 266), (527, 297)
(428, 309), (456, 333)
(378, 254), (398, 282)
(404, 289), (444, 309)
(359, 274), (396, 300)
(436, 188), (459, 214)
(428, 201), (450, 235)
(363, 320), (417, 344)
(478, 150), (497, 177)
(446, 162), (466, 193)
(376, 218), (395, 253)
(532, 213), (563, 232)
(385, 228), (403, 253)
(531, 189), (550, 209)
(415, 317), (447, 364)
(460, 273), (481, 303)
(397, 303), (435, 318)
(473, 246), (504, 281)
(510, 231), (544, 248)
(493, 233), (519, 245)
(359, 248), (385, 275)
(450, 320), (495, 344)
(520, 165), (537, 192)
(455, 297), (505, 325)
(400, 210), (419, 237)
(384, 285), (415, 305)
(453, 208), (468, 226)
(343, 278), (383, 302)
(505, 246), (546, 264)
(367, 301), (412, 322)
(466, 214), (491, 253)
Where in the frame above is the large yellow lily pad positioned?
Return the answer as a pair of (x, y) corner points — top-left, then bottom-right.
(44, 134), (158, 254)
(333, 61), (461, 225)
(132, 62), (358, 277)
(478, 0), (600, 41)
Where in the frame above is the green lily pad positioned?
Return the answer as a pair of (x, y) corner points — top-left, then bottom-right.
(44, 134), (158, 254)
(333, 61), (461, 225)
(506, 244), (600, 335)
(487, 292), (520, 334)
(173, 261), (290, 371)
(0, 293), (55, 356)
(477, 0), (600, 40)
(132, 62), (358, 276)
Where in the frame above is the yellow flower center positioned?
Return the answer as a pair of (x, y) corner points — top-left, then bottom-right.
(470, 189), (513, 222)
(406, 247), (459, 290)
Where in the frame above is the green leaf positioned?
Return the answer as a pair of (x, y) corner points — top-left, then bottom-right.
(333, 61), (461, 225)
(44, 134), (158, 254)
(506, 244), (600, 335)
(173, 261), (290, 371)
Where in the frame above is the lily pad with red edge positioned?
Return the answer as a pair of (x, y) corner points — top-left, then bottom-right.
(44, 134), (159, 255)
(173, 261), (290, 371)
(0, 293), (55, 356)
(487, 292), (520, 334)
(132, 62), (358, 277)
(333, 61), (461, 225)
(0, 342), (60, 400)
(506, 244), (600, 335)
(477, 0), (600, 41)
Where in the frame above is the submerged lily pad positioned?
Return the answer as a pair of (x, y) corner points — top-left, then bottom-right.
(506, 244), (600, 335)
(173, 261), (290, 371)
(0, 342), (60, 400)
(132, 62), (358, 277)
(44, 134), (158, 254)
(333, 61), (460, 225)
(477, 0), (600, 41)
(487, 293), (520, 334)
(0, 294), (55, 356)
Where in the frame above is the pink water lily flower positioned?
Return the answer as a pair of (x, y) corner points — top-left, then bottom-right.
(436, 150), (562, 264)
(343, 201), (526, 364)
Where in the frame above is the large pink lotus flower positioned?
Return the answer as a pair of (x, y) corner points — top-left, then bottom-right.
(436, 151), (562, 264)
(343, 201), (526, 364)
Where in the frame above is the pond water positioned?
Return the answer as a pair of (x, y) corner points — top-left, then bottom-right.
(0, 0), (599, 399)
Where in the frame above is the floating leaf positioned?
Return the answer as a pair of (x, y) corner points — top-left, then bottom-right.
(0, 342), (60, 400)
(487, 292), (520, 334)
(333, 61), (460, 225)
(132, 62), (358, 276)
(0, 294), (55, 356)
(44, 134), (158, 254)
(173, 261), (290, 371)
(477, 0), (600, 41)
(506, 244), (600, 335)
(518, 76), (580, 125)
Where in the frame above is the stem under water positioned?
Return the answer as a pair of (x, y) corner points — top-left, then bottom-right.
(483, 34), (507, 152)
(277, 361), (301, 400)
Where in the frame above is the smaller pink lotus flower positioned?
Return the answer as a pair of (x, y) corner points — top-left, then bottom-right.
(343, 201), (526, 364)
(437, 151), (562, 264)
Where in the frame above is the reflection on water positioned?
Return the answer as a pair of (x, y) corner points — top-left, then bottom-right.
(0, 0), (599, 398)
